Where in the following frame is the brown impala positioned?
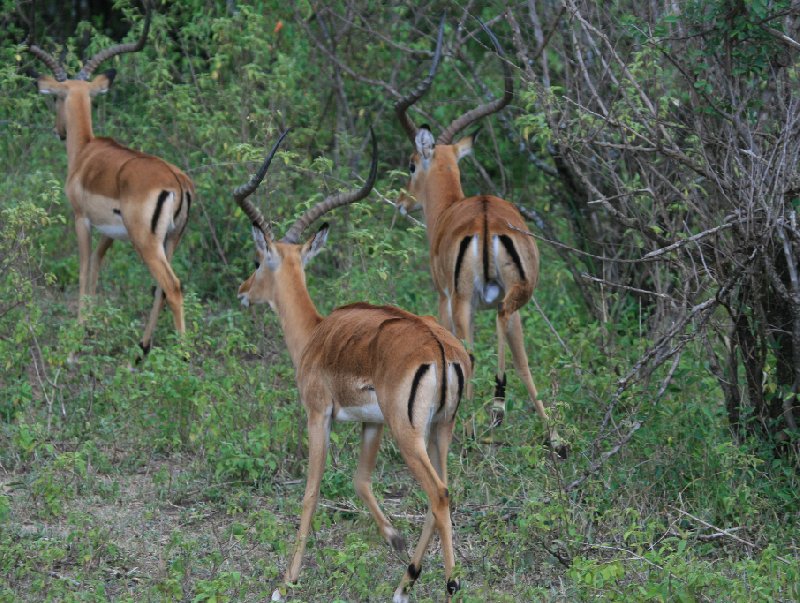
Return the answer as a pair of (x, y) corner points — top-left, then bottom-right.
(234, 130), (471, 602)
(27, 3), (193, 355)
(395, 17), (565, 455)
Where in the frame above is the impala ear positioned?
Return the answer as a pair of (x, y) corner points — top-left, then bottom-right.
(415, 126), (435, 161)
(252, 226), (268, 253)
(37, 75), (67, 97)
(454, 129), (478, 161)
(301, 223), (329, 265)
(89, 69), (116, 96)
(252, 226), (280, 270)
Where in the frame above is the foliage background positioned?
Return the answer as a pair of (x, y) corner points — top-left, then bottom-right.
(1, 0), (798, 601)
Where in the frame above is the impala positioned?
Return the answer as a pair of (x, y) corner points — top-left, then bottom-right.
(27, 4), (193, 355)
(234, 130), (471, 602)
(395, 18), (565, 454)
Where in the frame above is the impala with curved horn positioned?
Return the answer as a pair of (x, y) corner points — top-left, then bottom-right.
(396, 17), (565, 455)
(235, 130), (470, 603)
(27, 3), (193, 355)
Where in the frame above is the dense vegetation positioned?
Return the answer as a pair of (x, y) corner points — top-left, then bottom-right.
(1, 1), (798, 601)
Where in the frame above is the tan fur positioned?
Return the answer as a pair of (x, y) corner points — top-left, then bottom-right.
(238, 229), (470, 602)
(36, 75), (193, 351)
(405, 132), (562, 449)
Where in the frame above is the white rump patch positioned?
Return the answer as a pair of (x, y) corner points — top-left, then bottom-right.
(336, 401), (385, 423)
(164, 192), (176, 233)
(484, 283), (501, 303)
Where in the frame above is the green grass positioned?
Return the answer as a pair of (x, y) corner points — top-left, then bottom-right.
(2, 219), (798, 601)
(2, 2), (799, 600)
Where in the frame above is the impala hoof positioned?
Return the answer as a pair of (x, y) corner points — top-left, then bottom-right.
(447, 577), (461, 599)
(489, 398), (505, 427)
(545, 435), (569, 460)
(388, 529), (407, 553)
(392, 589), (410, 603)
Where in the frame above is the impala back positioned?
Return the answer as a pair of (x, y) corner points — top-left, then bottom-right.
(297, 303), (471, 427)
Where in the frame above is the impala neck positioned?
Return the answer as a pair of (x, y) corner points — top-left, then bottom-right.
(420, 163), (465, 245)
(274, 267), (323, 368)
(64, 90), (95, 176)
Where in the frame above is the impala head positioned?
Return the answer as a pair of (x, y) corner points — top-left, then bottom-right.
(395, 16), (512, 213)
(26, 2), (151, 139)
(36, 73), (116, 139)
(238, 224), (330, 309)
(235, 128), (378, 309)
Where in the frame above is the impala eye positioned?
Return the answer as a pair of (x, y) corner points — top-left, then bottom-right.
(254, 260), (260, 269)
(409, 163), (416, 174)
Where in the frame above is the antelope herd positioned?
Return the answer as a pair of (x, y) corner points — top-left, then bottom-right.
(25, 6), (561, 602)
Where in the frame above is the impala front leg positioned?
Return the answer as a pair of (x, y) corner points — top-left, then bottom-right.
(354, 423), (405, 552)
(274, 408), (331, 602)
(88, 235), (113, 296)
(74, 216), (92, 321)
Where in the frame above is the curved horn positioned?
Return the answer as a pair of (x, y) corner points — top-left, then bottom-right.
(282, 127), (378, 244)
(76, 2), (152, 80)
(436, 16), (513, 145)
(27, 43), (68, 82)
(394, 16), (445, 142)
(233, 129), (291, 239)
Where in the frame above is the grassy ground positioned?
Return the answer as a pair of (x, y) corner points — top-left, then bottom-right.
(3, 230), (799, 601)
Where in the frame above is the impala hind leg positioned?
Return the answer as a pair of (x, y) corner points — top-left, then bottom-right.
(503, 310), (567, 458)
(492, 314), (509, 426)
(137, 236), (184, 353)
(438, 294), (454, 332)
(392, 423), (457, 603)
(450, 298), (475, 401)
(140, 235), (182, 354)
(274, 409), (331, 602)
(354, 423), (405, 551)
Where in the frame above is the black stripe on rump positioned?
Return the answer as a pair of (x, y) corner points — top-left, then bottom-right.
(407, 364), (431, 425)
(453, 362), (464, 414)
(437, 341), (447, 412)
(151, 190), (170, 233)
(453, 236), (472, 294)
(173, 191), (182, 218)
(498, 234), (526, 280)
(454, 363), (465, 402)
(482, 198), (489, 283)
(186, 192), (192, 212)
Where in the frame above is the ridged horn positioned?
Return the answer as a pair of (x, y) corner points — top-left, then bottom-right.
(436, 16), (513, 145)
(76, 2), (152, 80)
(394, 15), (445, 142)
(27, 43), (68, 82)
(282, 127), (378, 244)
(233, 129), (291, 239)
